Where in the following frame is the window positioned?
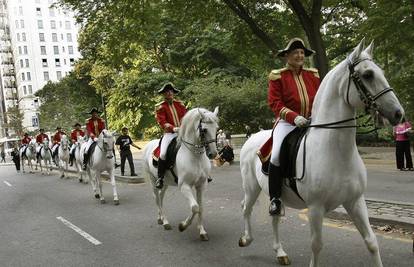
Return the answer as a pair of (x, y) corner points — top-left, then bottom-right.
(55, 58), (60, 67)
(37, 20), (43, 29)
(52, 33), (57, 42)
(28, 85), (33, 94)
(56, 71), (62, 80)
(68, 46), (73, 55)
(61, 33), (64, 40)
(23, 46), (28, 54)
(63, 59), (66, 65)
(66, 33), (72, 42)
(65, 21), (71, 29)
(49, 8), (55, 17)
(21, 73), (25, 81)
(25, 59), (29, 67)
(59, 21), (62, 28)
(20, 20), (24, 28)
(36, 7), (41, 16)
(19, 6), (23, 15)
(69, 58), (75, 66)
(34, 99), (39, 108)
(40, 46), (46, 55)
(36, 0), (41, 3)
(32, 116), (39, 127)
(22, 33), (26, 41)
(23, 86), (27, 95)
(43, 71), (49, 81)
(62, 46), (65, 53)
(18, 46), (22, 55)
(39, 33), (45, 42)
(42, 59), (48, 67)
(15, 20), (19, 28)
(20, 59), (24, 68)
(50, 20), (56, 29)
(53, 46), (59, 55)
(17, 33), (20, 41)
(27, 72), (31, 81)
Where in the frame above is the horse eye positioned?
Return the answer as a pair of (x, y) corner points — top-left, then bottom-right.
(362, 69), (374, 80)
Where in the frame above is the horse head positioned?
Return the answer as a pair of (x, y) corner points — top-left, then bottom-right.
(179, 107), (219, 159)
(61, 135), (69, 150)
(345, 39), (404, 125)
(98, 129), (114, 159)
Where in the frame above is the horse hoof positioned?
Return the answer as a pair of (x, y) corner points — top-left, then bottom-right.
(100, 199), (106, 204)
(238, 237), (252, 247)
(94, 194), (100, 199)
(178, 222), (186, 232)
(200, 233), (209, 241)
(277, 256), (291, 265)
(114, 199), (119, 205)
(79, 178), (83, 183)
(163, 224), (172, 230)
(157, 218), (163, 225)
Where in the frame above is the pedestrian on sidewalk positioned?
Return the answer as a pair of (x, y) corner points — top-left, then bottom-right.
(10, 147), (20, 172)
(115, 127), (141, 176)
(393, 118), (413, 171)
(0, 148), (5, 163)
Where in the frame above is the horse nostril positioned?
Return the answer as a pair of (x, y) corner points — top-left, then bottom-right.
(395, 109), (403, 123)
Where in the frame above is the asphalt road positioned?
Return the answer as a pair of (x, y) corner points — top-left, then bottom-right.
(0, 164), (413, 267)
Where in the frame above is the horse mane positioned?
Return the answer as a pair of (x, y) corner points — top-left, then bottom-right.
(178, 108), (218, 142)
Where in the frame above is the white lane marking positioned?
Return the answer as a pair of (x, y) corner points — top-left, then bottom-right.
(3, 181), (12, 187)
(56, 216), (102, 245)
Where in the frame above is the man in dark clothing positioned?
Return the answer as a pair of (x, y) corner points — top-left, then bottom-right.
(11, 147), (20, 172)
(0, 149), (5, 163)
(115, 127), (141, 176)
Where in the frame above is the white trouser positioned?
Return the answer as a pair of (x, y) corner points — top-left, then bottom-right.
(270, 120), (296, 166)
(82, 138), (95, 155)
(70, 143), (76, 154)
(36, 145), (42, 153)
(51, 144), (59, 154)
(160, 133), (177, 160)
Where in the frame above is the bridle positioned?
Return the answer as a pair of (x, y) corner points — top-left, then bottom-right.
(181, 119), (216, 154)
(97, 135), (114, 159)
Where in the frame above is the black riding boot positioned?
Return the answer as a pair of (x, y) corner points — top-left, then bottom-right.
(268, 163), (283, 216)
(69, 153), (74, 166)
(155, 159), (167, 189)
(82, 153), (89, 170)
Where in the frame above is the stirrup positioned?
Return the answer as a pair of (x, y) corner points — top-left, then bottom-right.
(155, 178), (163, 189)
(269, 198), (285, 216)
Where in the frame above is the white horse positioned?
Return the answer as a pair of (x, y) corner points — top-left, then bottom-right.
(57, 135), (70, 178)
(74, 135), (87, 183)
(20, 140), (37, 173)
(142, 107), (219, 240)
(81, 130), (119, 205)
(238, 40), (403, 267)
(38, 138), (52, 175)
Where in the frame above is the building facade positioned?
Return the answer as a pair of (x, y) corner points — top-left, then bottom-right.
(0, 0), (81, 137)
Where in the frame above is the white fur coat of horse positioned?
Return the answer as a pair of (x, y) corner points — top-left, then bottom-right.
(238, 40), (403, 267)
(38, 139), (52, 175)
(20, 140), (37, 173)
(58, 135), (70, 178)
(143, 107), (219, 240)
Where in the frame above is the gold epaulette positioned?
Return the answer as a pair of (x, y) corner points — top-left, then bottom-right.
(155, 101), (164, 111)
(304, 67), (320, 78)
(268, 68), (287, 81)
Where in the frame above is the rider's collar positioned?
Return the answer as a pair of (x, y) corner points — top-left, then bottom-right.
(166, 99), (174, 105)
(286, 64), (303, 74)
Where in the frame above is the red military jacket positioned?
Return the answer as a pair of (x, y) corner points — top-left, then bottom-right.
(36, 133), (49, 144)
(53, 130), (66, 144)
(70, 129), (85, 143)
(155, 99), (187, 133)
(21, 136), (31, 145)
(268, 66), (320, 125)
(85, 117), (105, 138)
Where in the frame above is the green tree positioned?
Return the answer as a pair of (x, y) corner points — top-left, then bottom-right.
(4, 106), (24, 136)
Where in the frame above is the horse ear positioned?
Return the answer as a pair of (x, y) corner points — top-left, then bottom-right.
(350, 38), (365, 62)
(364, 40), (374, 58)
(213, 106), (219, 116)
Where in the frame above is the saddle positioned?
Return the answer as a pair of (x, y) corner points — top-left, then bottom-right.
(21, 145), (28, 159)
(152, 137), (180, 183)
(259, 127), (308, 199)
(86, 142), (97, 165)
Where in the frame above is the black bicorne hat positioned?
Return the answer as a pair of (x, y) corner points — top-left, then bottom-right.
(73, 123), (81, 127)
(277, 38), (315, 57)
(157, 83), (180, 94)
(87, 107), (101, 114)
(56, 126), (62, 130)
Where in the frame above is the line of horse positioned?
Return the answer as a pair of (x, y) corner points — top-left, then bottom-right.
(16, 40), (404, 266)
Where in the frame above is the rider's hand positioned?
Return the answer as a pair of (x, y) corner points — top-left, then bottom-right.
(173, 127), (180, 133)
(294, 116), (309, 128)
(164, 123), (172, 129)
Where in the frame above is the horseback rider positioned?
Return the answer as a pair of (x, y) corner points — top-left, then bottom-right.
(82, 107), (106, 170)
(51, 126), (66, 164)
(69, 123), (85, 166)
(267, 38), (320, 216)
(21, 133), (31, 147)
(35, 128), (49, 161)
(154, 82), (187, 189)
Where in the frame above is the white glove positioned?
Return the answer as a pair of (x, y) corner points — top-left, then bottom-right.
(173, 127), (180, 133)
(294, 116), (309, 128)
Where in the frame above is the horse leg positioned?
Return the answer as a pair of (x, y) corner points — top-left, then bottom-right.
(308, 206), (325, 267)
(152, 183), (171, 230)
(195, 184), (208, 241)
(88, 169), (98, 198)
(96, 172), (105, 204)
(272, 215), (290, 265)
(108, 169), (119, 205)
(343, 196), (383, 267)
(239, 181), (261, 247)
(178, 183), (198, 232)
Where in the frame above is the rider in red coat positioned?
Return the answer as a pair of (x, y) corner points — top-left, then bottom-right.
(267, 38), (320, 216)
(21, 133), (31, 145)
(154, 82), (187, 189)
(51, 127), (66, 163)
(69, 123), (85, 166)
(35, 129), (49, 144)
(82, 108), (106, 170)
